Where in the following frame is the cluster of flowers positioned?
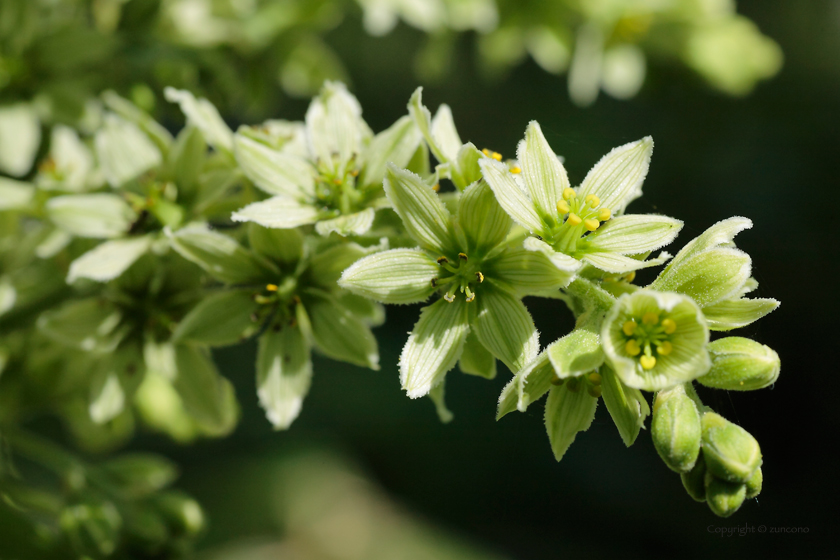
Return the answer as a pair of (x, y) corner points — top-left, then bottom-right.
(0, 81), (778, 555)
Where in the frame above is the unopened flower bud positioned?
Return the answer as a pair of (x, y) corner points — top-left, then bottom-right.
(680, 453), (707, 502)
(745, 467), (763, 499)
(60, 501), (122, 557)
(698, 337), (780, 391)
(652, 385), (701, 473)
(701, 412), (762, 484)
(153, 491), (205, 537)
(704, 472), (747, 518)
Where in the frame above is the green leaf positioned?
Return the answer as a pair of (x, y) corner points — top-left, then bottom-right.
(0, 102), (40, 177)
(307, 295), (379, 369)
(400, 298), (470, 398)
(585, 214), (683, 254)
(67, 236), (152, 283)
(231, 196), (321, 229)
(257, 326), (313, 429)
(360, 115), (421, 187)
(173, 345), (239, 436)
(248, 223), (303, 265)
(305, 81), (367, 173)
(339, 248), (438, 304)
(480, 158), (544, 233)
(660, 217), (752, 278)
(233, 132), (315, 198)
(164, 87), (233, 153)
(174, 289), (259, 346)
(458, 330), (496, 379)
(488, 246), (574, 296)
(168, 224), (276, 284)
(547, 327), (604, 379)
(95, 114), (163, 187)
(383, 164), (457, 254)
(315, 208), (376, 236)
(457, 180), (512, 255)
(518, 121), (570, 219)
(544, 383), (598, 461)
(496, 351), (555, 418)
(651, 247), (751, 307)
(601, 365), (650, 447)
(0, 177), (34, 211)
(577, 136), (653, 213)
(698, 337), (780, 391)
(47, 194), (137, 239)
(472, 284), (539, 372)
(701, 298), (779, 331)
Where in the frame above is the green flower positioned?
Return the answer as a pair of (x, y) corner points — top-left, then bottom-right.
(170, 223), (381, 429)
(230, 81), (421, 237)
(602, 289), (710, 391)
(481, 122), (682, 274)
(340, 164), (574, 399)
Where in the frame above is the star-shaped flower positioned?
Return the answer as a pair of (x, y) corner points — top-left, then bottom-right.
(480, 122), (682, 275)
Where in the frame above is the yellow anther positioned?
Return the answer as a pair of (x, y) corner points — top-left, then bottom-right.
(640, 355), (657, 370)
(432, 183), (440, 192)
(350, 169), (359, 177)
(556, 200), (571, 214)
(662, 318), (677, 334)
(642, 312), (659, 325)
(492, 152), (502, 161)
(588, 372), (602, 385)
(657, 341), (673, 356)
(625, 339), (641, 356)
(598, 208), (611, 221)
(466, 292), (476, 302)
(444, 293), (456, 303)
(332, 178), (342, 185)
(566, 213), (582, 226)
(585, 194), (600, 208)
(458, 252), (468, 261)
(482, 148), (491, 156)
(475, 271), (484, 283)
(584, 218), (600, 232)
(436, 256), (449, 264)
(625, 271), (636, 283)
(622, 321), (637, 336)
(562, 187), (576, 200)
(510, 166), (522, 174)
(266, 284), (278, 292)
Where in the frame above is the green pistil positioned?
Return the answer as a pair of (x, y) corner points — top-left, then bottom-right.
(432, 255), (484, 303)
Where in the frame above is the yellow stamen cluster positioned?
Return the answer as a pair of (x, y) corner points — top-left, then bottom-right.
(482, 148), (503, 161)
(620, 314), (679, 370)
(555, 188), (611, 235)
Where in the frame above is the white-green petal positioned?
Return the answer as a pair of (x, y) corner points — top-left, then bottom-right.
(95, 114), (163, 187)
(480, 158), (544, 234)
(518, 121), (570, 219)
(400, 298), (470, 398)
(0, 177), (34, 210)
(488, 246), (574, 296)
(315, 207), (376, 237)
(233, 132), (315, 198)
(457, 180), (512, 254)
(449, 142), (484, 190)
(496, 351), (554, 418)
(164, 87), (233, 153)
(431, 104), (462, 163)
(383, 164), (456, 254)
(582, 251), (671, 274)
(407, 87), (448, 163)
(102, 90), (174, 154)
(174, 289), (259, 346)
(544, 383), (598, 461)
(662, 216), (752, 277)
(167, 224), (275, 284)
(522, 236), (582, 272)
(651, 247), (751, 307)
(67, 236), (153, 283)
(309, 241), (373, 287)
(458, 330), (496, 379)
(585, 215), (683, 254)
(173, 345), (238, 435)
(339, 248), (438, 304)
(248, 224), (303, 265)
(38, 126), (95, 192)
(600, 365), (650, 447)
(47, 194), (136, 239)
(89, 372), (126, 424)
(360, 115), (421, 187)
(37, 298), (124, 352)
(0, 279), (15, 317)
(257, 326), (313, 430)
(429, 381), (454, 424)
(701, 298), (779, 331)
(547, 328), (604, 379)
(577, 136), (653, 213)
(232, 196), (321, 229)
(472, 285), (539, 372)
(0, 102), (41, 177)
(307, 296), (379, 370)
(305, 81), (366, 172)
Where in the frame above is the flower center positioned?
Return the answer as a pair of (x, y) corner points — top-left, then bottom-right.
(431, 253), (484, 303)
(543, 188), (611, 255)
(313, 153), (367, 215)
(551, 371), (603, 398)
(254, 277), (301, 329)
(620, 312), (677, 370)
